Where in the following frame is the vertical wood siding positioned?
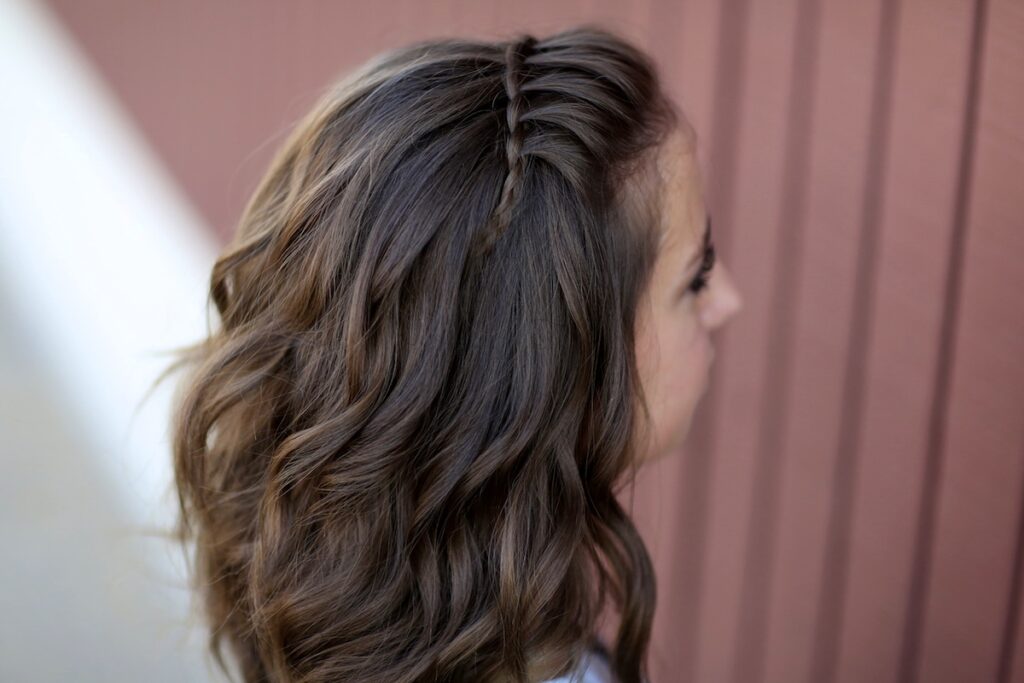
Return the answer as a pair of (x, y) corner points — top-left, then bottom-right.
(43, 0), (1024, 680)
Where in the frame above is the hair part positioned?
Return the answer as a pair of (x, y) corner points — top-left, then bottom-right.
(161, 24), (679, 683)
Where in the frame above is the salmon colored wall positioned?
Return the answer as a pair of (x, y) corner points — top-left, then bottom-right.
(43, 1), (1024, 681)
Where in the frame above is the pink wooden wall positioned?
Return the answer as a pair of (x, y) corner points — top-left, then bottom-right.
(44, 0), (1024, 681)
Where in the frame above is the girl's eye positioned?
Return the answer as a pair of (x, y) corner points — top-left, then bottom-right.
(689, 273), (710, 294)
(687, 242), (716, 294)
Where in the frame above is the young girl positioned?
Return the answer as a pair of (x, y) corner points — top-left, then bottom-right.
(166, 25), (740, 683)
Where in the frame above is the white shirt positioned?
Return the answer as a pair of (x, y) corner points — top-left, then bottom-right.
(542, 647), (614, 683)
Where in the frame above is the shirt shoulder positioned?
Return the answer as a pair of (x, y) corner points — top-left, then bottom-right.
(541, 646), (614, 683)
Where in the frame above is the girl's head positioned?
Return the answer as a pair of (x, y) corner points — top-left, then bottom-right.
(167, 25), (738, 683)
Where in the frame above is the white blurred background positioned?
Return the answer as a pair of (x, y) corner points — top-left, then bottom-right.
(0, 1), (217, 679)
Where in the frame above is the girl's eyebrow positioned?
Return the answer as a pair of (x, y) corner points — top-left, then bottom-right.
(685, 215), (712, 270)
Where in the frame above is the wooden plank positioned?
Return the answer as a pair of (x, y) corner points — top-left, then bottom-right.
(830, 1), (977, 682)
(913, 0), (1024, 679)
(694, 0), (801, 682)
(1002, 478), (1024, 683)
(756, 0), (885, 680)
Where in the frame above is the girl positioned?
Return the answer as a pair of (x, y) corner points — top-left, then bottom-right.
(166, 25), (740, 683)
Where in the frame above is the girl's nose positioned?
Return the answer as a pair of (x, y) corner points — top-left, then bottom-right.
(699, 261), (743, 330)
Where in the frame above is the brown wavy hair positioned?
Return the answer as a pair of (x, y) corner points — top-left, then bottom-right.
(161, 24), (679, 683)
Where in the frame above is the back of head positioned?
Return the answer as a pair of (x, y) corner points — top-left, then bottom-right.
(167, 24), (678, 683)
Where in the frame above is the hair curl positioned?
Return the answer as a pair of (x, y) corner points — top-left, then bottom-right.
(161, 24), (679, 683)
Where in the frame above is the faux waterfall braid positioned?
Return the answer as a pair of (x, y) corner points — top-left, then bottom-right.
(161, 24), (680, 683)
(474, 34), (538, 260)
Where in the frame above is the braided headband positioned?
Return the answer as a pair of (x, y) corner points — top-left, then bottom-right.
(474, 35), (538, 260)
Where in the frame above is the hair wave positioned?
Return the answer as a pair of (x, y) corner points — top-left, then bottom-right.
(162, 24), (678, 683)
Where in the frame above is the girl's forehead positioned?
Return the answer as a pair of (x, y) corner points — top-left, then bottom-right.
(657, 131), (704, 256)
(667, 116), (698, 157)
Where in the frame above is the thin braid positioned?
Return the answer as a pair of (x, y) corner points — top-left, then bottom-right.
(477, 35), (537, 259)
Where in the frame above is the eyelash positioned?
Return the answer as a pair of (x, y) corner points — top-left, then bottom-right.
(688, 241), (716, 294)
